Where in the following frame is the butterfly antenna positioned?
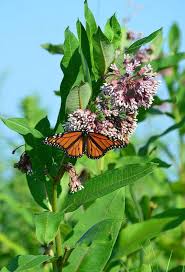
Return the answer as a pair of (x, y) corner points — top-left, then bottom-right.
(12, 144), (25, 154)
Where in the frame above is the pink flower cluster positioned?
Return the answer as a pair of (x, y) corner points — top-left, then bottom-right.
(64, 163), (84, 193)
(64, 53), (159, 144)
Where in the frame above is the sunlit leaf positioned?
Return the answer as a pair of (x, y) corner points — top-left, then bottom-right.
(63, 163), (157, 212)
(109, 208), (185, 262)
(168, 23), (180, 53)
(0, 117), (42, 138)
(63, 189), (125, 272)
(34, 211), (63, 244)
(65, 82), (92, 114)
(7, 255), (52, 271)
(126, 28), (162, 53)
(92, 27), (114, 76)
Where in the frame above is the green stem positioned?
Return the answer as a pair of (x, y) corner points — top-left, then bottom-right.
(129, 184), (144, 266)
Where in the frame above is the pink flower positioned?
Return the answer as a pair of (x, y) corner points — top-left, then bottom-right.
(64, 163), (84, 193)
(65, 109), (97, 133)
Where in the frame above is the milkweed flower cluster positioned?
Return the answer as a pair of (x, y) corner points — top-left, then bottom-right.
(14, 152), (32, 175)
(64, 163), (84, 193)
(65, 53), (159, 145)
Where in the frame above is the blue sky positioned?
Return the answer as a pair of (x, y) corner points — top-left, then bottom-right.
(0, 0), (185, 178)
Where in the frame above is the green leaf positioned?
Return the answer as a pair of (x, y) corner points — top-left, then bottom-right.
(151, 52), (185, 71)
(92, 27), (114, 76)
(110, 208), (185, 262)
(57, 29), (82, 125)
(0, 117), (42, 138)
(41, 43), (64, 54)
(168, 23), (180, 53)
(7, 255), (52, 271)
(139, 116), (185, 155)
(84, 0), (97, 36)
(65, 82), (92, 114)
(61, 28), (79, 71)
(63, 163), (157, 212)
(76, 20), (92, 85)
(104, 14), (122, 49)
(63, 189), (125, 272)
(34, 211), (63, 244)
(84, 0), (98, 79)
(126, 28), (162, 53)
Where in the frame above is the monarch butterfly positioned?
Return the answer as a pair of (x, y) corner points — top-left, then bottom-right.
(44, 131), (125, 159)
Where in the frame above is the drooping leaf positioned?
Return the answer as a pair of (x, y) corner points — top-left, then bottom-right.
(41, 43), (64, 54)
(34, 211), (63, 244)
(62, 163), (157, 212)
(92, 27), (114, 76)
(65, 82), (92, 114)
(104, 14), (122, 49)
(63, 189), (125, 272)
(109, 208), (185, 262)
(0, 117), (42, 138)
(126, 28), (162, 53)
(168, 23), (181, 53)
(7, 255), (52, 271)
(139, 116), (185, 155)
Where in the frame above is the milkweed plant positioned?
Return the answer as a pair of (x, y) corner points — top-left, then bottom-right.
(1, 1), (185, 271)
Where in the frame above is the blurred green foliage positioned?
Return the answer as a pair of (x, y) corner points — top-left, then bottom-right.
(0, 2), (185, 271)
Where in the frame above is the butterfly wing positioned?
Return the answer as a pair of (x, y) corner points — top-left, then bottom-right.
(44, 131), (84, 158)
(86, 132), (124, 159)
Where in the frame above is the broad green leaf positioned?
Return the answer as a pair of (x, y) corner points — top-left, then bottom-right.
(150, 30), (163, 58)
(65, 82), (92, 114)
(168, 23), (180, 53)
(62, 163), (157, 212)
(126, 28), (162, 53)
(0, 117), (42, 138)
(84, 0), (97, 35)
(61, 28), (79, 71)
(7, 255), (52, 271)
(133, 265), (152, 272)
(84, 0), (98, 79)
(41, 43), (64, 54)
(26, 173), (51, 210)
(76, 20), (92, 85)
(0, 233), (27, 255)
(139, 116), (185, 155)
(151, 52), (185, 71)
(34, 211), (63, 244)
(63, 189), (125, 272)
(56, 29), (82, 126)
(92, 27), (114, 76)
(104, 14), (122, 49)
(110, 208), (185, 262)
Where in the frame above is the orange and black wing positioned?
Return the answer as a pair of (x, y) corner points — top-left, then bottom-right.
(86, 132), (124, 159)
(44, 131), (84, 158)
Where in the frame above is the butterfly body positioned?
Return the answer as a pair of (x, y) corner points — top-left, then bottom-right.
(44, 131), (125, 159)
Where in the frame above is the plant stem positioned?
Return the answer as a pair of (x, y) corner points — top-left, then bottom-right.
(129, 184), (144, 266)
(51, 164), (65, 271)
(52, 183), (63, 257)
